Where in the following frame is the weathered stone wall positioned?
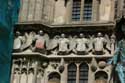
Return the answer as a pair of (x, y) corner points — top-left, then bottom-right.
(18, 0), (115, 24)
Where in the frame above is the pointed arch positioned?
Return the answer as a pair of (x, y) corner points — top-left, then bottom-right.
(79, 62), (89, 83)
(68, 63), (77, 83)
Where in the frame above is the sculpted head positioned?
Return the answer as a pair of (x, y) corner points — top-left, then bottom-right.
(97, 32), (102, 37)
(15, 31), (20, 37)
(61, 33), (65, 38)
(79, 33), (84, 38)
(38, 30), (44, 36)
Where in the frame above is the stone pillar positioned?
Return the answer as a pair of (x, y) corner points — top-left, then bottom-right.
(76, 64), (80, 83)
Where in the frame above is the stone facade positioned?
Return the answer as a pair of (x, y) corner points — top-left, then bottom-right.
(11, 0), (123, 83)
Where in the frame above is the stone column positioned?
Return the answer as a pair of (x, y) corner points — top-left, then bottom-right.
(76, 64), (80, 83)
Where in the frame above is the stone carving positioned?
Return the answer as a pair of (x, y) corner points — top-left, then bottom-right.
(59, 58), (65, 73)
(13, 31), (115, 55)
(92, 32), (108, 55)
(75, 33), (89, 55)
(58, 33), (70, 55)
(34, 30), (49, 54)
(91, 57), (98, 72)
(13, 31), (23, 52)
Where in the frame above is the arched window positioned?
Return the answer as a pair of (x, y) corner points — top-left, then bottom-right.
(48, 72), (60, 83)
(68, 63), (77, 83)
(79, 63), (89, 83)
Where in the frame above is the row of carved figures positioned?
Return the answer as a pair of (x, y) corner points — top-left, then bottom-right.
(13, 30), (116, 55)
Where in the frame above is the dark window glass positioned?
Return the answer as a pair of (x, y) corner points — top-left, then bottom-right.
(72, 0), (81, 21)
(79, 63), (89, 83)
(68, 63), (77, 83)
(83, 0), (92, 21)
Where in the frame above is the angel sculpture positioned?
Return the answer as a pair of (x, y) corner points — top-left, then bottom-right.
(33, 30), (49, 54)
(92, 32), (107, 55)
(13, 31), (23, 52)
(58, 33), (70, 55)
(75, 33), (89, 55)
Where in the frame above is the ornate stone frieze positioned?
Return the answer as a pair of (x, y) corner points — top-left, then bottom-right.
(13, 30), (116, 57)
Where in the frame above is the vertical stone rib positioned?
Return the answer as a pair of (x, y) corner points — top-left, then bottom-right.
(27, 0), (36, 21)
(34, 0), (43, 21)
(20, 0), (29, 22)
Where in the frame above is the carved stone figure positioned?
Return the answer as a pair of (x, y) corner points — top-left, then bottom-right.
(93, 32), (107, 55)
(75, 33), (89, 55)
(13, 31), (23, 52)
(34, 30), (49, 54)
(58, 33), (69, 55)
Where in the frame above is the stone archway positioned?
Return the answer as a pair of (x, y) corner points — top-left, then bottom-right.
(48, 72), (60, 83)
(95, 71), (108, 83)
